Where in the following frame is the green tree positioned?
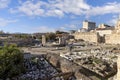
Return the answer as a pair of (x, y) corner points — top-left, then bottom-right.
(0, 44), (25, 79)
(45, 33), (56, 41)
(55, 30), (68, 34)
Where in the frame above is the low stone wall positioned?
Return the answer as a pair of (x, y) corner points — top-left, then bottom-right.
(74, 32), (100, 43)
(105, 33), (120, 44)
(117, 56), (120, 80)
(45, 53), (110, 80)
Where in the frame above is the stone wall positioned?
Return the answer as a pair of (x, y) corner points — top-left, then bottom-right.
(74, 32), (100, 43)
(96, 30), (112, 36)
(105, 19), (120, 44)
(105, 33), (120, 44)
(117, 55), (120, 80)
(45, 53), (110, 80)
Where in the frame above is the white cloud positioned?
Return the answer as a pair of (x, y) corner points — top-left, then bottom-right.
(9, 0), (120, 18)
(59, 24), (79, 31)
(0, 0), (11, 9)
(33, 26), (56, 33)
(10, 0), (90, 17)
(17, 1), (45, 16)
(86, 2), (120, 17)
(46, 9), (64, 17)
(0, 18), (18, 27)
(51, 0), (90, 15)
(108, 15), (118, 25)
(69, 24), (77, 29)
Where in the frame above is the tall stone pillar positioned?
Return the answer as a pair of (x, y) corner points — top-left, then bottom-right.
(58, 37), (62, 45)
(117, 55), (120, 80)
(42, 35), (46, 46)
(58, 37), (66, 45)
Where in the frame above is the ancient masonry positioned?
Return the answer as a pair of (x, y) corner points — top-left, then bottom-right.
(74, 32), (100, 43)
(74, 18), (120, 44)
(45, 53), (116, 80)
(58, 37), (66, 45)
(105, 33), (120, 44)
(117, 55), (120, 80)
(105, 19), (120, 44)
(42, 35), (46, 46)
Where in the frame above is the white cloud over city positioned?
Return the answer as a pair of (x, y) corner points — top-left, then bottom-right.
(9, 0), (90, 17)
(9, 0), (120, 18)
(86, 2), (120, 17)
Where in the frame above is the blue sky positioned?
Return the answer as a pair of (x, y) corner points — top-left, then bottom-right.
(0, 0), (120, 33)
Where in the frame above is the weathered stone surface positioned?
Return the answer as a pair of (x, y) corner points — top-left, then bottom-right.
(60, 58), (79, 73)
(46, 53), (61, 68)
(105, 33), (120, 44)
(117, 55), (120, 80)
(74, 32), (100, 43)
(74, 70), (91, 80)
(42, 35), (46, 46)
(45, 53), (113, 80)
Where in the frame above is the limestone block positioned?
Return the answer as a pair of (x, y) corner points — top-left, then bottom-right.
(117, 56), (120, 80)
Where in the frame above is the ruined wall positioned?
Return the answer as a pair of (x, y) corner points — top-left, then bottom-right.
(105, 33), (120, 44)
(117, 55), (120, 80)
(74, 32), (99, 43)
(42, 35), (46, 45)
(45, 53), (108, 80)
(105, 19), (120, 44)
(96, 30), (112, 36)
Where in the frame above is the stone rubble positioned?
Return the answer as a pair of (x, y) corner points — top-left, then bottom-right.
(60, 47), (118, 77)
(13, 56), (75, 80)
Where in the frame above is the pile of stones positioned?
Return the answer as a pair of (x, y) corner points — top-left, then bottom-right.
(13, 56), (75, 80)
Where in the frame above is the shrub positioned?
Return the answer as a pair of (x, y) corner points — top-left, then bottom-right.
(0, 44), (25, 79)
